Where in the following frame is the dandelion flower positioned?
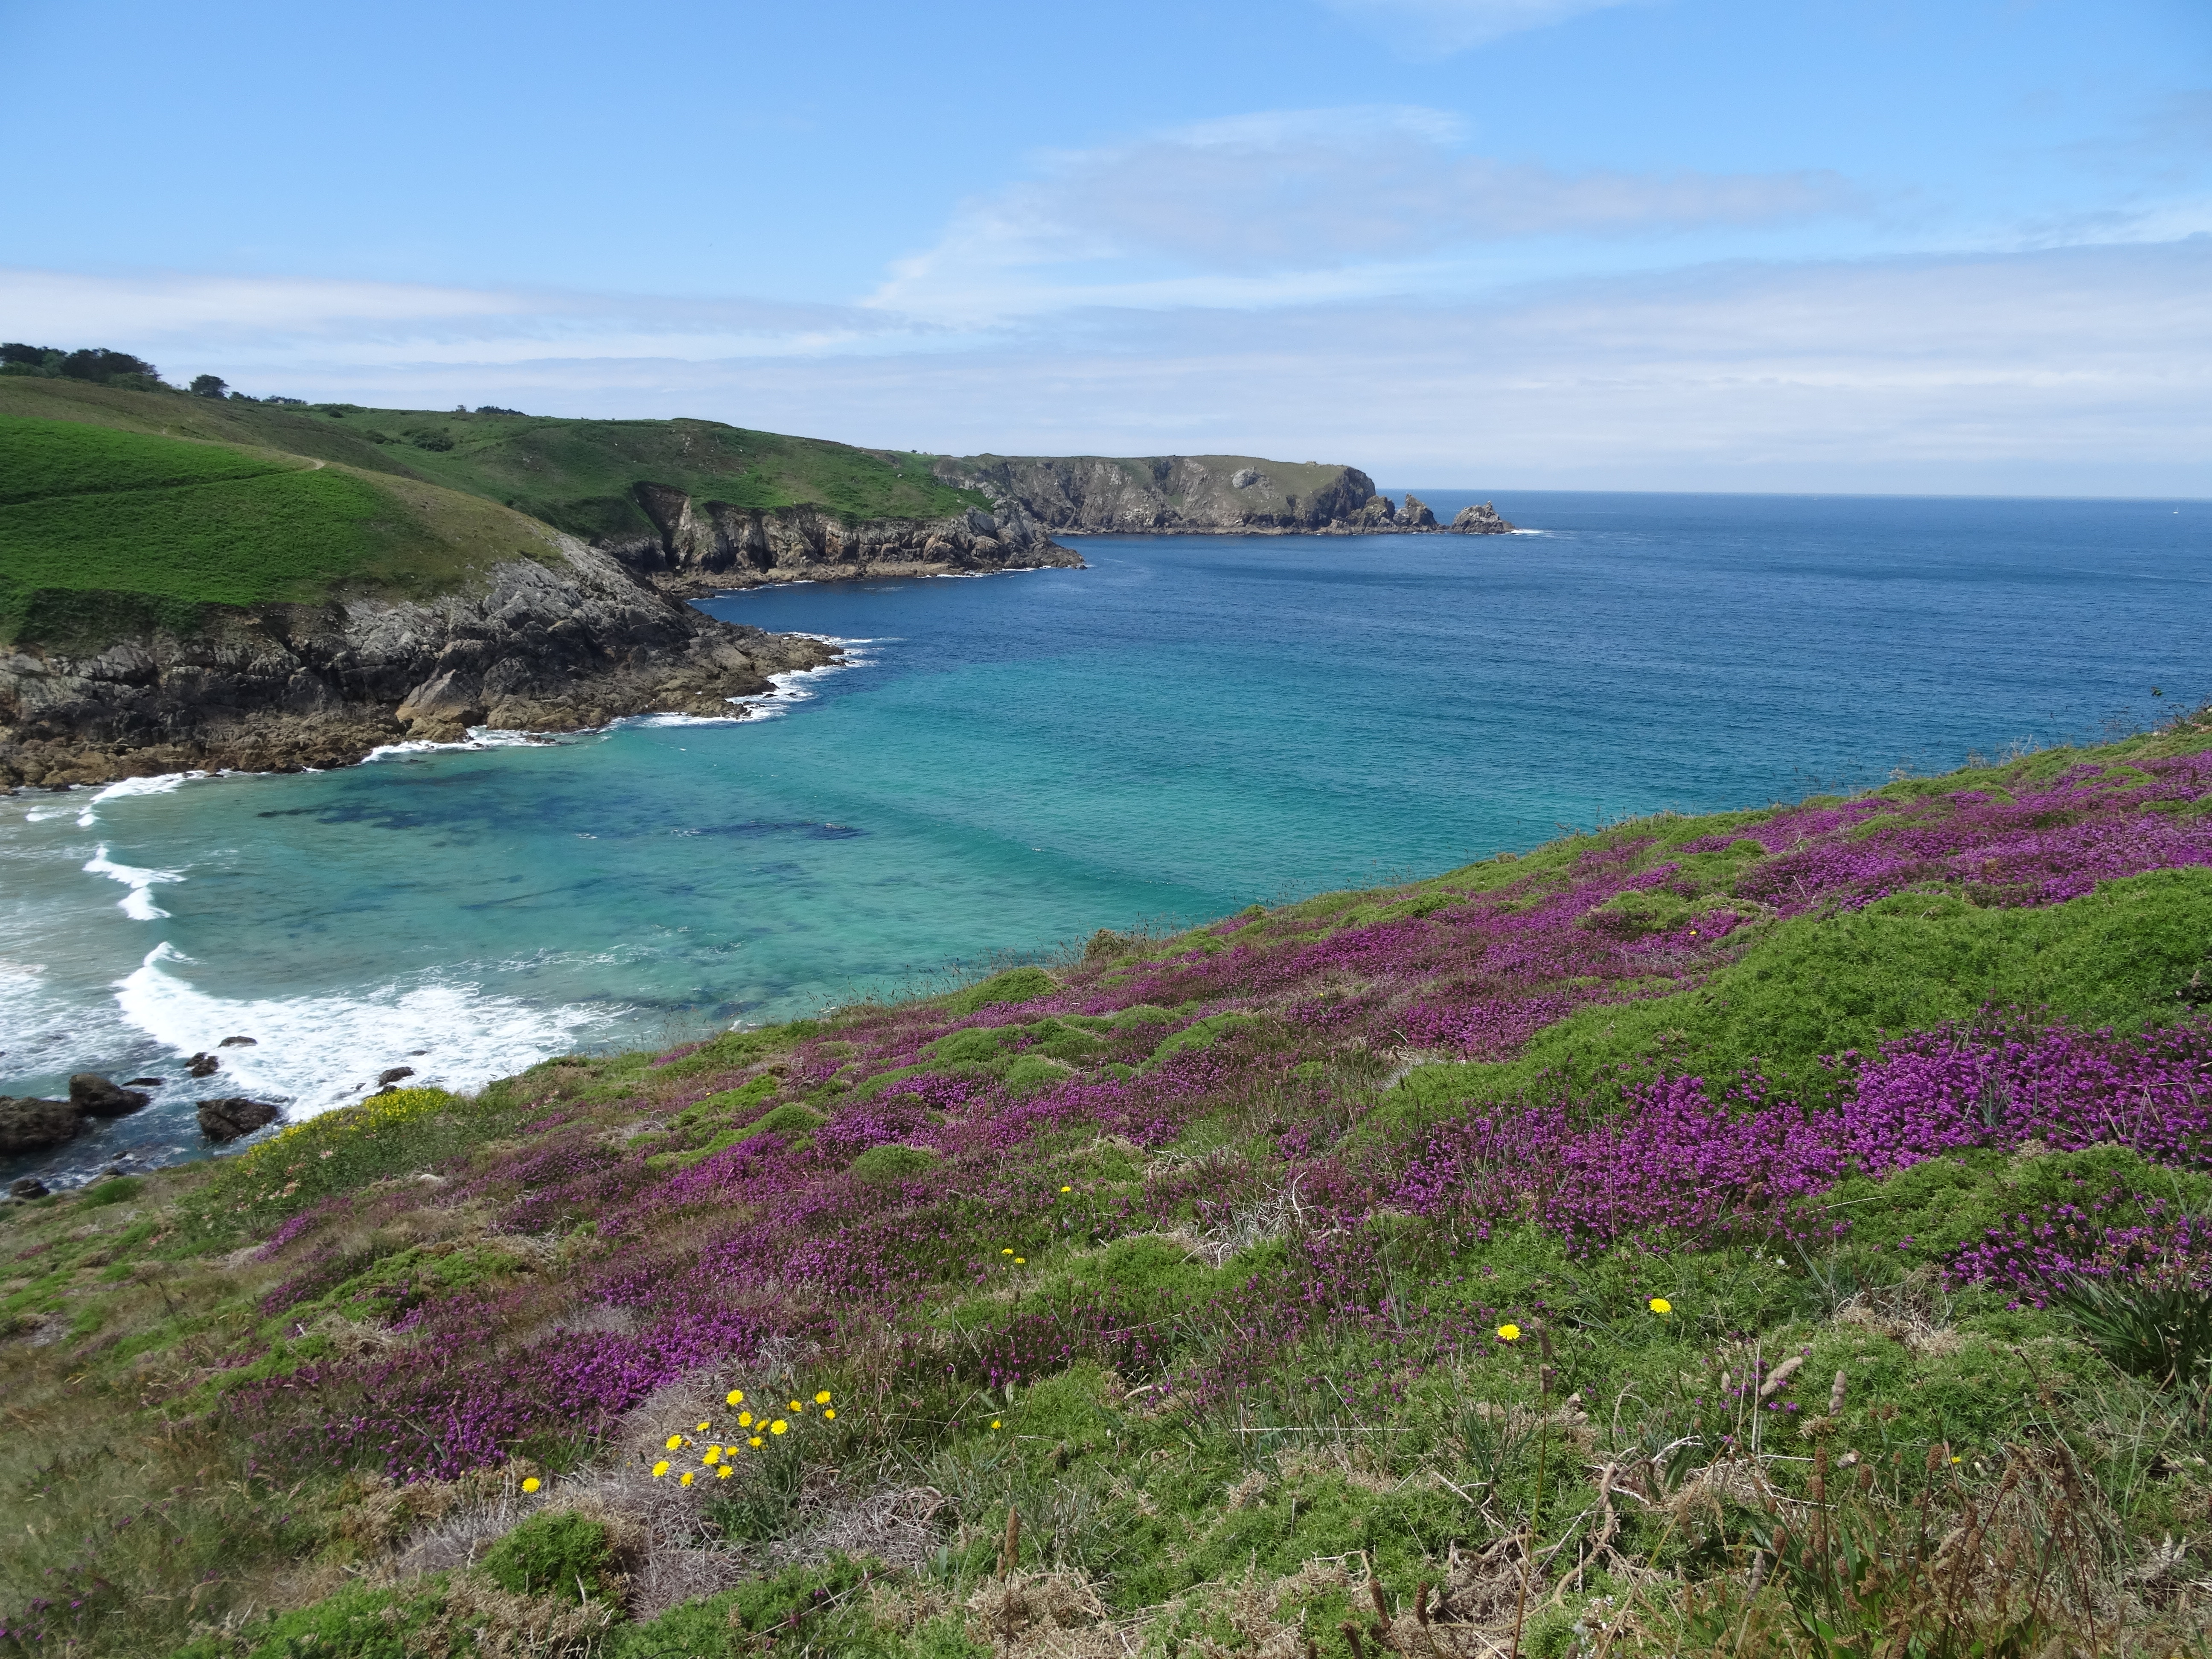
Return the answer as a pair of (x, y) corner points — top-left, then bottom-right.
(771, 1420), (789, 1435)
(990, 1419), (1002, 1430)
(652, 1460), (671, 1478)
(1950, 1455), (1962, 1465)
(823, 1409), (836, 1420)
(1496, 1323), (1522, 1342)
(665, 1434), (684, 1450)
(738, 1412), (753, 1427)
(1001, 1248), (1014, 1256)
(521, 1477), (541, 1494)
(726, 1389), (745, 1406)
(716, 1464), (733, 1479)
(1648, 1297), (1673, 1316)
(1014, 1257), (1025, 1265)
(749, 1436), (763, 1448)
(696, 1420), (711, 1432)
(815, 1391), (831, 1405)
(704, 1448), (721, 1464)
(1060, 1185), (1071, 1193)
(680, 1470), (695, 1487)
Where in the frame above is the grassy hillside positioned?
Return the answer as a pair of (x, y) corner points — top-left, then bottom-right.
(0, 414), (557, 646)
(0, 376), (992, 553)
(10, 718), (2212, 1656)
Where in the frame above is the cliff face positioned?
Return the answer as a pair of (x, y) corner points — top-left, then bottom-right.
(600, 488), (1083, 594)
(927, 454), (1509, 536)
(0, 538), (840, 788)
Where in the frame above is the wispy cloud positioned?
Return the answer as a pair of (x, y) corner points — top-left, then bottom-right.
(1318, 0), (1652, 53)
(867, 105), (1860, 321)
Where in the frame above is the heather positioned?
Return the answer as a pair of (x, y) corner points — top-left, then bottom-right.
(9, 720), (2212, 1657)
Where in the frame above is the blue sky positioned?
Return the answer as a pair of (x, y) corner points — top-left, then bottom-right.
(3, 0), (2208, 492)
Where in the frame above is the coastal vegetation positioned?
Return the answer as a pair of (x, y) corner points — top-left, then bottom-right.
(0, 415), (553, 646)
(8, 717), (2212, 1655)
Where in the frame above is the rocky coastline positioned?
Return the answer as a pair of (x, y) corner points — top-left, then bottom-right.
(0, 536), (842, 789)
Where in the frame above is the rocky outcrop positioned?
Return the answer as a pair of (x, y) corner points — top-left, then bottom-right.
(1449, 502), (1516, 535)
(0, 1074), (150, 1155)
(198, 1097), (283, 1144)
(0, 536), (841, 787)
(70, 1074), (150, 1118)
(603, 490), (1083, 595)
(929, 455), (1469, 537)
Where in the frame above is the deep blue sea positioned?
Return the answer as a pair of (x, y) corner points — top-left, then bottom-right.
(2, 489), (2204, 1182)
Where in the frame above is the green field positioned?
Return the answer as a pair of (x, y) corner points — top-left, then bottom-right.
(0, 414), (556, 645)
(0, 376), (994, 553)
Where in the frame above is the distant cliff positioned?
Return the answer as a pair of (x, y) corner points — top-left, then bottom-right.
(600, 489), (1082, 595)
(928, 454), (1515, 536)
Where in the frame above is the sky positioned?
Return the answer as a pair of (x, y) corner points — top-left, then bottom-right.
(2, 0), (2209, 494)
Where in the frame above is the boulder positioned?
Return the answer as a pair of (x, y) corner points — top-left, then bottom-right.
(0, 1097), (81, 1154)
(69, 1074), (151, 1118)
(9, 1177), (50, 1200)
(377, 1066), (416, 1086)
(125, 1077), (166, 1087)
(219, 1035), (258, 1048)
(1448, 501), (1516, 535)
(184, 1053), (220, 1078)
(198, 1097), (283, 1144)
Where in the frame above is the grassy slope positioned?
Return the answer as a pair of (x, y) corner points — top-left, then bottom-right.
(937, 451), (1369, 515)
(0, 410), (559, 646)
(9, 726), (2212, 1658)
(0, 377), (993, 552)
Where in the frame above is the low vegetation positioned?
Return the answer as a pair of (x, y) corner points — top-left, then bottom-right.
(9, 717), (2212, 1656)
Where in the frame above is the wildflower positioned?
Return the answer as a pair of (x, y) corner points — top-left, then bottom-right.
(680, 1470), (695, 1487)
(771, 1420), (789, 1435)
(823, 1409), (836, 1420)
(749, 1437), (763, 1448)
(726, 1389), (745, 1406)
(1950, 1455), (1962, 1465)
(815, 1391), (831, 1405)
(1497, 1324), (1522, 1342)
(696, 1420), (710, 1432)
(703, 1447), (721, 1464)
(652, 1461), (671, 1478)
(737, 1412), (753, 1427)
(789, 1399), (803, 1412)
(1648, 1297), (1673, 1316)
(665, 1434), (684, 1450)
(1060, 1185), (1072, 1193)
(991, 1419), (1002, 1430)
(521, 1477), (541, 1494)
(716, 1464), (733, 1479)
(1002, 1248), (1014, 1256)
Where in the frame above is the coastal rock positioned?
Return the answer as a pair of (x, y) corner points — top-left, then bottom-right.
(219, 1035), (257, 1048)
(197, 1097), (282, 1144)
(1449, 502), (1516, 535)
(1400, 494), (1439, 529)
(0, 1097), (80, 1154)
(377, 1066), (416, 1086)
(932, 453), (1389, 536)
(69, 1074), (151, 1118)
(0, 536), (844, 787)
(9, 1178), (49, 1200)
(184, 1054), (220, 1079)
(608, 493), (1084, 596)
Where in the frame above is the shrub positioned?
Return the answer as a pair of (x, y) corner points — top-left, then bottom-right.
(477, 1511), (622, 1607)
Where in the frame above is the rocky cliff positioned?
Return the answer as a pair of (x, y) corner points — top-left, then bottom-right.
(0, 537), (840, 788)
(928, 454), (1513, 536)
(599, 489), (1083, 595)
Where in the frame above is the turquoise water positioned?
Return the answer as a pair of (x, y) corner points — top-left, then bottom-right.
(2, 489), (2203, 1180)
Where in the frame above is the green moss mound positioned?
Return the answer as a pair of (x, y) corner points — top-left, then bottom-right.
(850, 1144), (943, 1182)
(478, 1511), (623, 1606)
(942, 965), (1057, 1015)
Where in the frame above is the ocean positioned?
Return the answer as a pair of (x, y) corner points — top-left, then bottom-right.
(1, 488), (2203, 1183)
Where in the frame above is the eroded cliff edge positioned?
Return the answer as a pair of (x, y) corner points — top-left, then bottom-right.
(601, 491), (1085, 595)
(927, 454), (1517, 537)
(0, 538), (840, 788)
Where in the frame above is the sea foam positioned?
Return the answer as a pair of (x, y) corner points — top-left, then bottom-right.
(114, 943), (620, 1120)
(83, 845), (184, 920)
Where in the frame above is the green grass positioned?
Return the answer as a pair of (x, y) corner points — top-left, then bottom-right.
(0, 413), (558, 645)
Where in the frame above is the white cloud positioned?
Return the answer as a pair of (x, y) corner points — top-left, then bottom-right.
(868, 106), (1858, 323)
(1319, 0), (1650, 53)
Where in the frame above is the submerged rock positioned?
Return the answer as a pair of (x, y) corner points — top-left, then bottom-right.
(198, 1097), (283, 1143)
(0, 1097), (80, 1154)
(69, 1074), (151, 1118)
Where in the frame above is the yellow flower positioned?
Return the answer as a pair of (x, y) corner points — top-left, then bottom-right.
(1060, 1185), (1071, 1193)
(737, 1412), (753, 1427)
(665, 1434), (684, 1450)
(652, 1460), (671, 1478)
(815, 1391), (832, 1405)
(990, 1419), (1002, 1430)
(521, 1477), (541, 1494)
(749, 1436), (763, 1448)
(1001, 1248), (1014, 1256)
(696, 1420), (711, 1432)
(771, 1420), (789, 1435)
(1014, 1257), (1026, 1265)
(1496, 1324), (1522, 1342)
(726, 1389), (745, 1406)
(789, 1399), (802, 1412)
(716, 1464), (733, 1479)
(823, 1409), (836, 1420)
(1647, 1297), (1673, 1316)
(1950, 1455), (1962, 1465)
(704, 1447), (721, 1464)
(680, 1470), (695, 1487)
